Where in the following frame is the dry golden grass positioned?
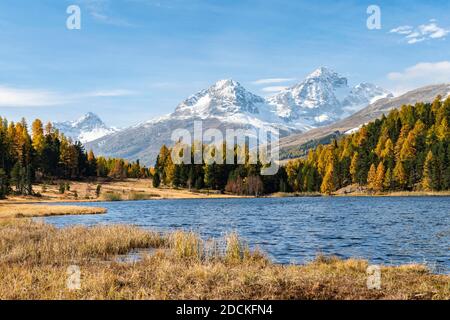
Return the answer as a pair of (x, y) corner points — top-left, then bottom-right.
(0, 219), (448, 300)
(0, 204), (106, 219)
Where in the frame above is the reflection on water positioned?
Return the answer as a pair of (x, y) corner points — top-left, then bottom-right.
(43, 196), (450, 273)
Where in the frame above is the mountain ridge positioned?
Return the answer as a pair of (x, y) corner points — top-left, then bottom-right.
(85, 67), (391, 165)
(278, 83), (450, 159)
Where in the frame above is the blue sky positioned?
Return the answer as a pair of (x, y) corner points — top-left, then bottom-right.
(0, 0), (450, 127)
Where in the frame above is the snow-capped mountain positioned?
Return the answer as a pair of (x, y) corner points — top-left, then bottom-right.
(167, 79), (306, 132)
(268, 67), (393, 126)
(174, 79), (265, 118)
(86, 67), (391, 164)
(279, 83), (450, 156)
(53, 112), (119, 143)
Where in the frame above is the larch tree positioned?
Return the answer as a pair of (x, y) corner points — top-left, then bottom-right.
(374, 162), (385, 192)
(367, 164), (377, 191)
(421, 151), (435, 191)
(393, 161), (408, 190)
(320, 163), (336, 195)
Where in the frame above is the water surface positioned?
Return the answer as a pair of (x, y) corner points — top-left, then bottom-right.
(43, 197), (450, 273)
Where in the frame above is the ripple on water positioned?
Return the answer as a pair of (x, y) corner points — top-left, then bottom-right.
(43, 196), (450, 273)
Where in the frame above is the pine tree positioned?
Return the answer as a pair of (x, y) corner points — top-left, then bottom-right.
(152, 171), (161, 188)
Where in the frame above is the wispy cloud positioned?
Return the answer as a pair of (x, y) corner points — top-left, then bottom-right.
(390, 20), (449, 44)
(0, 85), (138, 107)
(0, 86), (68, 107)
(87, 89), (136, 97)
(78, 0), (135, 27)
(386, 61), (450, 94)
(261, 86), (289, 93)
(252, 78), (296, 85)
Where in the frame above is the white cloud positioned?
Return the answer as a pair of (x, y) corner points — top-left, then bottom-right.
(0, 85), (138, 107)
(87, 89), (136, 97)
(0, 86), (68, 107)
(390, 25), (413, 35)
(386, 61), (450, 94)
(261, 86), (289, 93)
(390, 20), (449, 44)
(252, 78), (296, 85)
(79, 0), (134, 27)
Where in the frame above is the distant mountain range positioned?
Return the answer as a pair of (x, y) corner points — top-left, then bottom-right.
(53, 69), (450, 166)
(278, 83), (450, 159)
(53, 112), (119, 143)
(80, 67), (391, 164)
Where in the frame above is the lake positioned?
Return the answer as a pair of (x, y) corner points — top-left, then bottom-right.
(43, 197), (450, 273)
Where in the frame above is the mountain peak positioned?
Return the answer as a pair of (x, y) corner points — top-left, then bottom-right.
(212, 79), (240, 89)
(268, 67), (390, 125)
(307, 66), (337, 79)
(74, 112), (103, 127)
(53, 112), (118, 143)
(174, 79), (265, 117)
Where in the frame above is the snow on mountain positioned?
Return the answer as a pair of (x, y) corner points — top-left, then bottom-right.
(268, 67), (392, 126)
(53, 112), (119, 143)
(168, 79), (302, 132)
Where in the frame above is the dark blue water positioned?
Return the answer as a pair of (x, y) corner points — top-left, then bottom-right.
(43, 197), (450, 273)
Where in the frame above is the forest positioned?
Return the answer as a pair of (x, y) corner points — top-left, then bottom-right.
(153, 96), (450, 195)
(1, 96), (449, 199)
(0, 118), (149, 198)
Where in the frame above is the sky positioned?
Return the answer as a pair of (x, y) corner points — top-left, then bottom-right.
(0, 0), (450, 127)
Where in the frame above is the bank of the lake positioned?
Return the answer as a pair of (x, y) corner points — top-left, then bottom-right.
(3, 179), (450, 206)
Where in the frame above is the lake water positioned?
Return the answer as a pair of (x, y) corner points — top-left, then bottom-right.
(43, 197), (450, 273)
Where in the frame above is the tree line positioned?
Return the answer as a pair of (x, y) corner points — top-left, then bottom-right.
(285, 96), (450, 194)
(153, 96), (450, 195)
(153, 144), (289, 196)
(0, 117), (149, 198)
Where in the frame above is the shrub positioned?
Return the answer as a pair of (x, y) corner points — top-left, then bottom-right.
(103, 192), (122, 201)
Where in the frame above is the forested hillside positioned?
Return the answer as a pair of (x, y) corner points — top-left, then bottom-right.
(154, 96), (450, 195)
(286, 96), (450, 194)
(0, 118), (149, 198)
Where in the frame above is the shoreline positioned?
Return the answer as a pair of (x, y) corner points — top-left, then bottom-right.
(1, 178), (449, 206)
(2, 190), (449, 205)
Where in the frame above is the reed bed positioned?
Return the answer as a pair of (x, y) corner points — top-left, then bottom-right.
(0, 219), (448, 300)
(0, 204), (106, 219)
